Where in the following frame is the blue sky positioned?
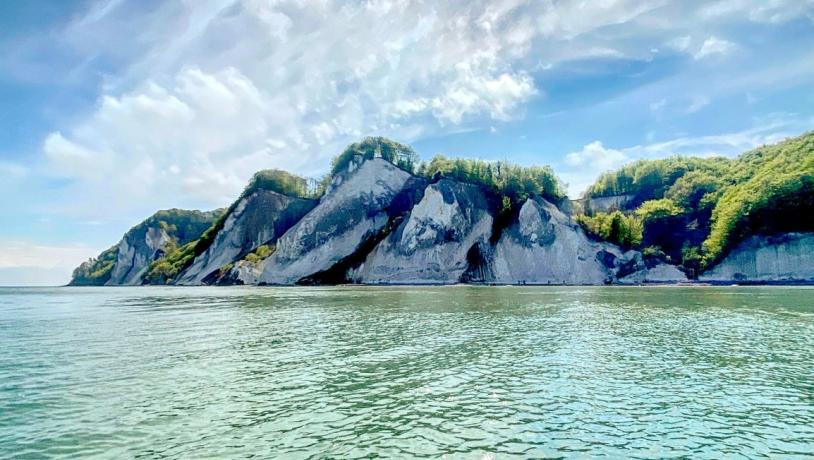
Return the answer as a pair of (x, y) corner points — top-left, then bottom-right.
(1, 0), (813, 285)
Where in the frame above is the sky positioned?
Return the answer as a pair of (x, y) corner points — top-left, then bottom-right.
(1, 0), (813, 285)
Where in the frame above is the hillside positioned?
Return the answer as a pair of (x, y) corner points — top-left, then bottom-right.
(578, 132), (814, 275)
(69, 208), (225, 285)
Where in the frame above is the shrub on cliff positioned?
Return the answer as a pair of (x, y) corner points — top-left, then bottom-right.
(417, 155), (564, 205)
(69, 246), (118, 285)
(330, 137), (419, 176)
(576, 211), (643, 249)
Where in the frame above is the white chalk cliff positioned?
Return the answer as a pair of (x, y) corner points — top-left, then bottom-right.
(700, 233), (814, 283)
(77, 156), (813, 286)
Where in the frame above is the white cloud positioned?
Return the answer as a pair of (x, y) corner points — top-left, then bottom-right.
(12, 0), (812, 222)
(42, 67), (273, 215)
(698, 0), (814, 24)
(561, 141), (630, 197)
(0, 240), (100, 286)
(0, 241), (97, 270)
(694, 36), (735, 59)
(36, 0), (679, 219)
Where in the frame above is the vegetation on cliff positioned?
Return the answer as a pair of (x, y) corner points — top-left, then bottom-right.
(69, 209), (223, 285)
(75, 133), (813, 286)
(579, 132), (814, 273)
(143, 170), (314, 284)
(417, 156), (564, 206)
(70, 245), (119, 286)
(331, 137), (564, 206)
(331, 137), (419, 176)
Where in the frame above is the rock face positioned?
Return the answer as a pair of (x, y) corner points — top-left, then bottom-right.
(619, 262), (688, 284)
(700, 233), (814, 283)
(96, 209), (223, 286)
(257, 156), (426, 285)
(106, 226), (173, 286)
(491, 197), (634, 284)
(175, 190), (316, 285)
(351, 180), (494, 284)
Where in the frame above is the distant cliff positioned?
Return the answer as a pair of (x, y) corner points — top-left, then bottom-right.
(69, 209), (224, 286)
(71, 134), (814, 286)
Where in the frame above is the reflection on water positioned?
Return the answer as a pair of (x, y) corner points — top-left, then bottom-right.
(1, 286), (813, 458)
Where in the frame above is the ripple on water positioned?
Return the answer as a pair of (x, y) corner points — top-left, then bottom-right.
(1, 286), (813, 458)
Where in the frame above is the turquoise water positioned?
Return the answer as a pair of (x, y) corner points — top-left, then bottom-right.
(1, 286), (813, 458)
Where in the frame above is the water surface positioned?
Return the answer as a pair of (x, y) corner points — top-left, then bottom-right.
(1, 286), (813, 458)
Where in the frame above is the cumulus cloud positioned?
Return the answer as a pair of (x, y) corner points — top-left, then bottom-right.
(561, 142), (630, 197)
(35, 0), (680, 218)
(16, 0), (814, 221)
(42, 67), (275, 213)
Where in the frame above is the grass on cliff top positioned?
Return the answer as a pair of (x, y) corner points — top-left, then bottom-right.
(331, 137), (565, 205)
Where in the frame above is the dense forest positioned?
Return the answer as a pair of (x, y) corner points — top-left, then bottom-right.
(578, 132), (814, 275)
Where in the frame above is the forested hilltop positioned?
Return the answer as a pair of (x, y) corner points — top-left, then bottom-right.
(577, 131), (814, 276)
(71, 133), (814, 286)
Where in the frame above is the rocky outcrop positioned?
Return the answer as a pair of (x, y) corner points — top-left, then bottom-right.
(350, 179), (494, 284)
(700, 233), (814, 283)
(491, 197), (636, 284)
(256, 156), (426, 285)
(106, 226), (173, 285)
(81, 209), (222, 286)
(619, 261), (688, 284)
(175, 190), (316, 285)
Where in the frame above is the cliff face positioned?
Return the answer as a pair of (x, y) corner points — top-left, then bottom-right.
(350, 179), (494, 284)
(255, 157), (426, 285)
(700, 233), (814, 283)
(491, 197), (638, 284)
(78, 164), (692, 286)
(106, 226), (173, 286)
(175, 190), (316, 285)
(619, 260), (687, 284)
(70, 209), (223, 286)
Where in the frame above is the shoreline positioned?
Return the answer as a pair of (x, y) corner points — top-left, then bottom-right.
(56, 281), (814, 288)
